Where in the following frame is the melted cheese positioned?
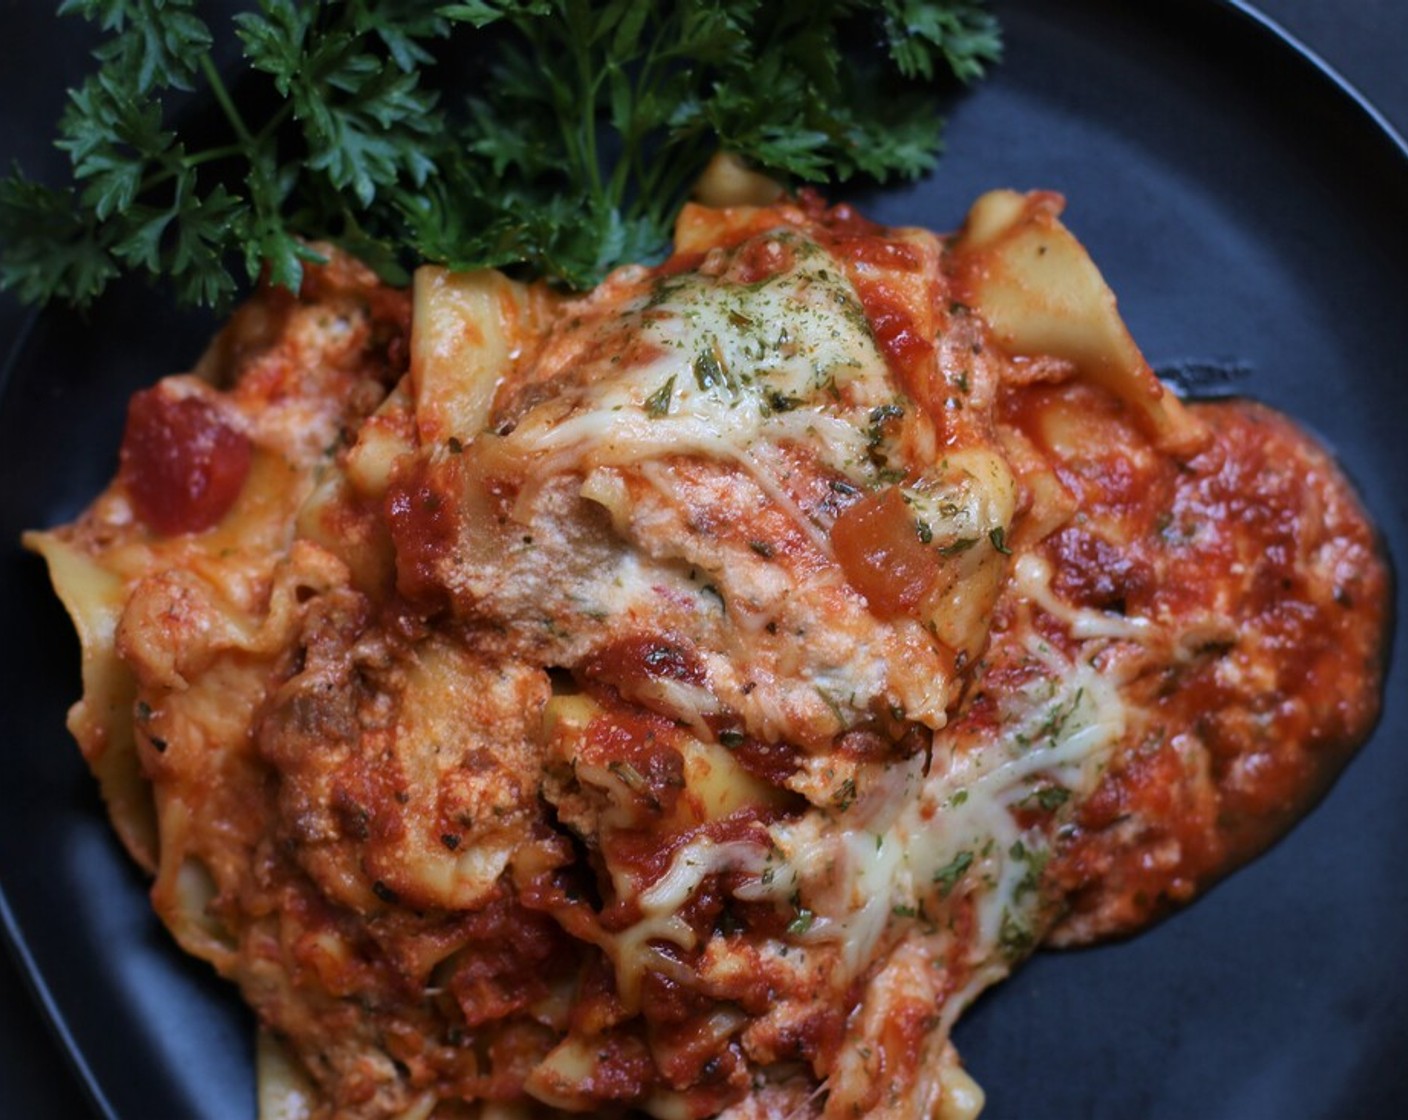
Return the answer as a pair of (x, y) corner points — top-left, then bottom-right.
(1011, 552), (1156, 642)
(599, 616), (1131, 1003)
(496, 234), (897, 567)
(512, 234), (892, 471)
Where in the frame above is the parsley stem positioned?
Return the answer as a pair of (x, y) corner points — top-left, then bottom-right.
(252, 102), (295, 149)
(185, 144), (249, 169)
(570, 34), (603, 204)
(133, 143), (247, 198)
(647, 141), (709, 229)
(198, 54), (257, 152)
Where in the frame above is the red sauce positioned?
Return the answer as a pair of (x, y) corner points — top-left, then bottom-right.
(580, 634), (708, 691)
(1047, 527), (1157, 614)
(828, 236), (934, 389)
(384, 457), (461, 607)
(730, 235), (796, 285)
(830, 236), (923, 273)
(580, 703), (688, 821)
(1018, 385), (1391, 941)
(866, 301), (933, 379)
(798, 192), (885, 239)
(119, 386), (252, 535)
(445, 897), (565, 1028)
(721, 733), (803, 787)
(654, 249), (708, 279)
(563, 1029), (659, 1102)
(601, 809), (778, 925)
(750, 999), (848, 1069)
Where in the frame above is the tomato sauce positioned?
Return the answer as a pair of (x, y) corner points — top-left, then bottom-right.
(581, 634), (709, 691)
(384, 457), (462, 607)
(1009, 382), (1392, 940)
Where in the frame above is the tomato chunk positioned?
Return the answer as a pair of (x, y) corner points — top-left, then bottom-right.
(830, 486), (937, 618)
(119, 386), (252, 535)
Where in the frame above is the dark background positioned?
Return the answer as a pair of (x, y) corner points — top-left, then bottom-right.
(2, 1), (1405, 1116)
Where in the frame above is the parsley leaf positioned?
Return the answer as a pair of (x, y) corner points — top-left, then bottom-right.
(2, 0), (1001, 308)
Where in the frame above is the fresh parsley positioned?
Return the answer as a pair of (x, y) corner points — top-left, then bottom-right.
(1, 0), (1001, 309)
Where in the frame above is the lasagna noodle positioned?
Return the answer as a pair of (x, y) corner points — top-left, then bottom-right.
(26, 193), (1389, 1120)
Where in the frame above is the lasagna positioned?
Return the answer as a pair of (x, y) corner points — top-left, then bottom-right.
(25, 189), (1388, 1119)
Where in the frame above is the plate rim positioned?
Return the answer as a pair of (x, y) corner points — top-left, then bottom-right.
(3, 2), (1406, 1116)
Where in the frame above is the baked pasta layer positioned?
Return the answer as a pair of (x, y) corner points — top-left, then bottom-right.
(26, 192), (1388, 1120)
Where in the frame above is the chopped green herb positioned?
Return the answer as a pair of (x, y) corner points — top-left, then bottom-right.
(933, 849), (973, 896)
(1008, 838), (1050, 899)
(939, 536), (979, 557)
(832, 777), (859, 811)
(989, 526), (1011, 554)
(608, 759), (647, 792)
(644, 375), (676, 418)
(866, 402), (905, 448)
(693, 347), (729, 392)
(814, 686), (847, 726)
(998, 909), (1034, 960)
(1033, 785), (1070, 811)
(608, 760), (668, 814)
(763, 390), (802, 415)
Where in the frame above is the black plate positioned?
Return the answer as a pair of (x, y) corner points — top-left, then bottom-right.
(2, 2), (1405, 1117)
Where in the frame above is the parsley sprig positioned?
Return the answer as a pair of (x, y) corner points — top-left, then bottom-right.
(0, 0), (1000, 308)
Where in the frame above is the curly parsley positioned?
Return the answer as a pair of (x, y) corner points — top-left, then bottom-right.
(0, 0), (1000, 308)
